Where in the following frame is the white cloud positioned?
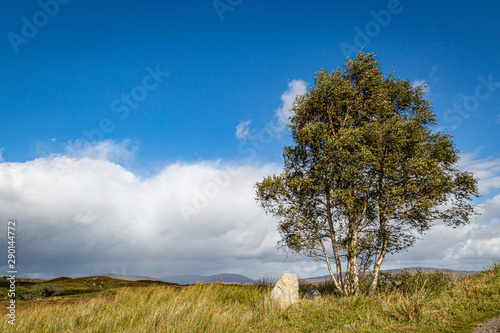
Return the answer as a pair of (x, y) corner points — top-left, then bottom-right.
(235, 120), (251, 141)
(0, 144), (498, 279)
(413, 79), (431, 94)
(458, 152), (500, 195)
(0, 148), (4, 163)
(476, 194), (500, 223)
(64, 139), (137, 165)
(443, 219), (500, 264)
(234, 79), (307, 155)
(387, 219), (500, 271)
(466, 152), (500, 222)
(274, 79), (308, 132)
(386, 151), (500, 270)
(0, 146), (321, 279)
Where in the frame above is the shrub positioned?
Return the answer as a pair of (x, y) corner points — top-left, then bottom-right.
(299, 279), (343, 297)
(19, 283), (66, 299)
(376, 269), (454, 296)
(255, 276), (275, 286)
(16, 286), (32, 300)
(34, 283), (65, 297)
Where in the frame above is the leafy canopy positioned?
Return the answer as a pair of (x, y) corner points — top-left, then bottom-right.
(255, 52), (478, 295)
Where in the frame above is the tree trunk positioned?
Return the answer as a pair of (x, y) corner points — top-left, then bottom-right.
(315, 229), (344, 295)
(326, 192), (344, 290)
(370, 214), (388, 295)
(344, 215), (359, 295)
(369, 238), (387, 295)
(345, 246), (359, 295)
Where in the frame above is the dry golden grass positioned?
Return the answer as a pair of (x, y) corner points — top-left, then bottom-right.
(0, 262), (498, 332)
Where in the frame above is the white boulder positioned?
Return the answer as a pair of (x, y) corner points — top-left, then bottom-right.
(270, 272), (299, 308)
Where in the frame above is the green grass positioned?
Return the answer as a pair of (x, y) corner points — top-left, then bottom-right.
(1, 263), (499, 332)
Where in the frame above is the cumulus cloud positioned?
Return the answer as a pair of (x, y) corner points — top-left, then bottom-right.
(443, 219), (500, 264)
(233, 80), (308, 159)
(0, 148), (4, 162)
(386, 151), (500, 270)
(387, 219), (500, 271)
(64, 139), (137, 165)
(413, 79), (431, 94)
(238, 79), (307, 140)
(455, 152), (500, 224)
(0, 143), (498, 279)
(458, 152), (500, 196)
(235, 120), (251, 141)
(274, 79), (308, 132)
(0, 146), (321, 279)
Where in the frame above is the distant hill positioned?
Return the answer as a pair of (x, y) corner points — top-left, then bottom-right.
(380, 267), (478, 277)
(299, 267), (479, 284)
(39, 267), (477, 286)
(160, 273), (255, 285)
(96, 273), (162, 282)
(44, 276), (179, 293)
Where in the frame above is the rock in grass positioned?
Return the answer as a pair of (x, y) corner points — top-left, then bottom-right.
(270, 273), (299, 308)
(305, 286), (321, 299)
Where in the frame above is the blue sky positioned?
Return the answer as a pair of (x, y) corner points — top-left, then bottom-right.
(0, 0), (499, 279)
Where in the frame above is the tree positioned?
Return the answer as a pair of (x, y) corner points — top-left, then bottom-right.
(255, 52), (479, 296)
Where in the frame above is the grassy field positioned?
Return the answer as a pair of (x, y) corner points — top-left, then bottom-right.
(0, 263), (499, 332)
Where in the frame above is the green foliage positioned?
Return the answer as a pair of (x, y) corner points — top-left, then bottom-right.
(375, 269), (455, 296)
(15, 286), (33, 300)
(33, 283), (65, 298)
(17, 283), (65, 299)
(255, 51), (479, 295)
(299, 279), (342, 297)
